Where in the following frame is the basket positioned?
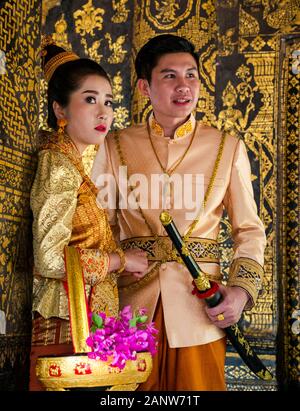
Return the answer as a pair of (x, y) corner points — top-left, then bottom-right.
(36, 352), (152, 391)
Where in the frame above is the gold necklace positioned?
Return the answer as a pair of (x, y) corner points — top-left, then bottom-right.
(147, 122), (197, 176)
(114, 129), (226, 243)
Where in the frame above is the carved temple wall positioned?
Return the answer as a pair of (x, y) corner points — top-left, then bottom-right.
(0, 0), (299, 390)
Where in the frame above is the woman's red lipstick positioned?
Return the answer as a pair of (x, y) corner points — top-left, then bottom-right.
(95, 124), (106, 132)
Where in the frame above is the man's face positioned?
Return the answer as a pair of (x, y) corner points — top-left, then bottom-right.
(138, 52), (200, 125)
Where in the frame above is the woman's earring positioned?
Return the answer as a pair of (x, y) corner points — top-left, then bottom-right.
(57, 118), (67, 135)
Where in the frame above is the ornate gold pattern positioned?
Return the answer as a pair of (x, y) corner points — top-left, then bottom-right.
(42, 0), (62, 27)
(227, 257), (264, 309)
(218, 28), (238, 56)
(1, 0), (298, 391)
(78, 248), (110, 286)
(36, 352), (152, 390)
(31, 133), (118, 322)
(150, 115), (193, 139)
(44, 51), (80, 82)
(111, 0), (130, 23)
(146, 0), (193, 30)
(81, 38), (103, 63)
(150, 116), (164, 137)
(73, 0), (105, 36)
(52, 14), (72, 50)
(217, 77), (255, 134)
(155, 0), (180, 23)
(112, 71), (124, 103)
(0, 0), (41, 382)
(105, 33), (127, 64)
(121, 236), (221, 264)
(147, 119), (197, 176)
(277, 37), (300, 385)
(113, 106), (131, 129)
(194, 275), (211, 291)
(239, 6), (260, 36)
(263, 0), (299, 29)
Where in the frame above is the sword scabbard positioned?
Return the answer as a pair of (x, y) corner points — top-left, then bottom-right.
(160, 211), (273, 381)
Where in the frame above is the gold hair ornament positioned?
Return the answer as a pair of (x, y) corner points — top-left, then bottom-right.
(44, 51), (80, 82)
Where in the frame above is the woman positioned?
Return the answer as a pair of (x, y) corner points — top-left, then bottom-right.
(29, 39), (148, 390)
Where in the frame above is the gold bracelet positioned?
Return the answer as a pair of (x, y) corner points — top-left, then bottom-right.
(115, 247), (126, 274)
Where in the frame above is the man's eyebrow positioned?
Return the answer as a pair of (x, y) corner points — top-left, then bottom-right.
(160, 67), (198, 73)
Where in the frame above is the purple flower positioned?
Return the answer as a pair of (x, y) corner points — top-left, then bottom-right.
(86, 305), (158, 369)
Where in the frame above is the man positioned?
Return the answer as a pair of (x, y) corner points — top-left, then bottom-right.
(92, 34), (266, 390)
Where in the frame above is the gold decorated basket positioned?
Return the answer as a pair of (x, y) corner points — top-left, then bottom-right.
(35, 247), (153, 391)
(36, 352), (152, 391)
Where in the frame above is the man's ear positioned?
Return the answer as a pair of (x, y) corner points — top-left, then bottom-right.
(137, 79), (150, 97)
(53, 101), (66, 120)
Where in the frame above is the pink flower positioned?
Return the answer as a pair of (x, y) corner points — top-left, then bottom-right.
(86, 306), (158, 369)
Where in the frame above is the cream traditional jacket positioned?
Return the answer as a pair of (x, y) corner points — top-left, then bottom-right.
(92, 114), (266, 348)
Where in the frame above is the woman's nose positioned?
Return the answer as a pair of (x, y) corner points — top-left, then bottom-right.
(96, 110), (107, 120)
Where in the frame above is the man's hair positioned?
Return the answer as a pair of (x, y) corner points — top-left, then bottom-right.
(135, 34), (199, 83)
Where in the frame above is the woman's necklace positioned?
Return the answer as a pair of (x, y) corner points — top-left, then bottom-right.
(147, 121), (197, 176)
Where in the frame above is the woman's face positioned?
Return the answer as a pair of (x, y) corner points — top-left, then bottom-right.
(55, 74), (114, 153)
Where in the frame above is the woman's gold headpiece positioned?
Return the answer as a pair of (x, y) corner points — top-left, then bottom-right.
(41, 35), (80, 82)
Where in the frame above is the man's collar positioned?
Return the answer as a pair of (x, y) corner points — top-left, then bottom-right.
(148, 112), (196, 140)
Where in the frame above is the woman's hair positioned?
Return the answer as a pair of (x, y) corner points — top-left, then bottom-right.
(135, 34), (199, 84)
(43, 44), (110, 129)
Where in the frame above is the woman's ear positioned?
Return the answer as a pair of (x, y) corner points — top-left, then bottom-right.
(53, 101), (66, 120)
(137, 79), (150, 98)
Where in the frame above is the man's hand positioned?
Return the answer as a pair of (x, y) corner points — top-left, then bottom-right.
(122, 249), (148, 279)
(205, 285), (249, 329)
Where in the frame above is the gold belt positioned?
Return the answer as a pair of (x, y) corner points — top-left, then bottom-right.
(121, 236), (220, 264)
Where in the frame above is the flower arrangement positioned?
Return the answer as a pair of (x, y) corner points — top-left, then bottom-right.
(86, 305), (158, 369)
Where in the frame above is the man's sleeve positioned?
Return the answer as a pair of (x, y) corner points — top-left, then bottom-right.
(222, 138), (266, 309)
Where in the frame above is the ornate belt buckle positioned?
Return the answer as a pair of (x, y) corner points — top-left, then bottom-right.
(155, 237), (173, 262)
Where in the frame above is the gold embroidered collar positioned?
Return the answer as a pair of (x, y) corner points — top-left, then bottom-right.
(148, 112), (195, 140)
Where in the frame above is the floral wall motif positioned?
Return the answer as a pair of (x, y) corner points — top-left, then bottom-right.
(0, 0), (41, 390)
(42, 0), (134, 131)
(216, 1), (300, 390)
(0, 0), (299, 390)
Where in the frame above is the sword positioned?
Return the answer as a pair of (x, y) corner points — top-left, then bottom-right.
(160, 211), (273, 381)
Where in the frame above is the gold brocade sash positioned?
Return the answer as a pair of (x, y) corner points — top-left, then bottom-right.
(121, 236), (220, 263)
(64, 246), (90, 353)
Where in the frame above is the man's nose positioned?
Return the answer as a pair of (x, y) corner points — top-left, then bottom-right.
(176, 80), (190, 93)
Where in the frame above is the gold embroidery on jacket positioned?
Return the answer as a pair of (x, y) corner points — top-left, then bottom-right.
(31, 133), (118, 344)
(227, 257), (264, 309)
